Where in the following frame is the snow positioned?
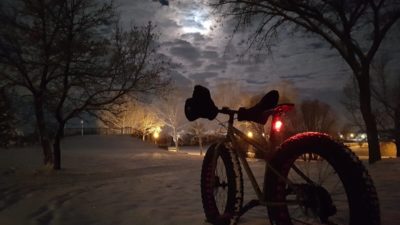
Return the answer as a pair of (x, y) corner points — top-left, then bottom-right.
(0, 135), (399, 225)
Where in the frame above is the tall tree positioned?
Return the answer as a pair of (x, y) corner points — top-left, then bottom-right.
(0, 0), (168, 169)
(341, 77), (366, 131)
(210, 0), (400, 163)
(342, 59), (400, 157)
(371, 61), (400, 157)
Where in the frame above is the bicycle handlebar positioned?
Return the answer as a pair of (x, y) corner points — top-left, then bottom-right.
(185, 85), (293, 124)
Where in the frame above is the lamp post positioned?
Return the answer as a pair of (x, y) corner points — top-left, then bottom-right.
(81, 120), (84, 136)
(153, 132), (159, 145)
(153, 127), (161, 145)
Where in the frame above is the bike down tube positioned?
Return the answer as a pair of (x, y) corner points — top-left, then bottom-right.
(223, 111), (265, 203)
(230, 132), (264, 203)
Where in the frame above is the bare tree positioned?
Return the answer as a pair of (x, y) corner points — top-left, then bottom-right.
(189, 121), (206, 155)
(299, 99), (337, 135)
(212, 80), (248, 109)
(371, 61), (400, 157)
(131, 103), (164, 141)
(210, 0), (400, 163)
(341, 77), (366, 132)
(100, 99), (164, 139)
(342, 59), (400, 157)
(0, 0), (169, 169)
(155, 89), (187, 151)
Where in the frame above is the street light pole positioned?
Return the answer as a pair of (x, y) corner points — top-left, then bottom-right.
(81, 120), (84, 136)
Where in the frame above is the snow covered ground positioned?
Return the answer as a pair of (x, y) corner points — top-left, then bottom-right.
(0, 135), (399, 225)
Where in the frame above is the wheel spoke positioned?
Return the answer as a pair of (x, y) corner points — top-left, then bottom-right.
(282, 153), (351, 225)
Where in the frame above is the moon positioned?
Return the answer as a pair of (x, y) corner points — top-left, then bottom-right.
(180, 8), (214, 35)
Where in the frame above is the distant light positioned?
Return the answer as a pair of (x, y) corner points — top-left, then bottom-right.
(262, 133), (265, 137)
(153, 132), (159, 139)
(361, 134), (367, 139)
(273, 120), (283, 132)
(247, 131), (253, 138)
(339, 134), (344, 139)
(350, 133), (354, 138)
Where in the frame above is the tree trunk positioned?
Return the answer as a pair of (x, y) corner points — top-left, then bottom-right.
(34, 96), (53, 166)
(357, 70), (381, 163)
(199, 136), (203, 156)
(395, 111), (400, 157)
(173, 128), (179, 151)
(53, 126), (64, 170)
(395, 137), (400, 158)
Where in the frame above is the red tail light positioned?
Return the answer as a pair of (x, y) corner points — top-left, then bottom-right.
(273, 119), (283, 132)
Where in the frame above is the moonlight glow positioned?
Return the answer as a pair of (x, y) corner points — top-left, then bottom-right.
(180, 9), (213, 35)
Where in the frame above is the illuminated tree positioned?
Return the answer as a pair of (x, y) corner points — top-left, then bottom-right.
(210, 0), (400, 163)
(189, 121), (206, 155)
(131, 103), (164, 141)
(155, 89), (187, 151)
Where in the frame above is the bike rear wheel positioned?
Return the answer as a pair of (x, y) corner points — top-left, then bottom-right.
(266, 132), (380, 225)
(201, 143), (243, 225)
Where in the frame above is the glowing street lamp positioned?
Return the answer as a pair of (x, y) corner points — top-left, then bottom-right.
(153, 126), (161, 144)
(247, 131), (253, 138)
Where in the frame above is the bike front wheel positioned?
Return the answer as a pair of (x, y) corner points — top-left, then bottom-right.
(266, 132), (380, 225)
(201, 143), (243, 225)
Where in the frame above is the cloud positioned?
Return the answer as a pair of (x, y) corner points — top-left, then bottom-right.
(205, 61), (227, 71)
(116, 0), (400, 124)
(164, 39), (202, 65)
(189, 71), (219, 80)
(280, 73), (314, 80)
(169, 71), (193, 87)
(180, 33), (208, 42)
(201, 50), (219, 59)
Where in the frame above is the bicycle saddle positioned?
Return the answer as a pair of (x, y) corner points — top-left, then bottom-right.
(237, 90), (279, 124)
(185, 85), (219, 121)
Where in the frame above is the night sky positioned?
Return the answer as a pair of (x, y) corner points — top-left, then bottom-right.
(117, 0), (400, 119)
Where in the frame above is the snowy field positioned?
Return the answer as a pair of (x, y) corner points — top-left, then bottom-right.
(0, 135), (399, 225)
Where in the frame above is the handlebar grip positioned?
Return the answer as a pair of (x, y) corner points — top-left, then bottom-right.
(184, 85), (219, 121)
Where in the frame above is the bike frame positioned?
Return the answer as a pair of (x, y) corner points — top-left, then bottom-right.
(217, 107), (305, 215)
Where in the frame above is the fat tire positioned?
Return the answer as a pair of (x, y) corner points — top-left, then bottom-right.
(266, 132), (380, 225)
(201, 143), (244, 225)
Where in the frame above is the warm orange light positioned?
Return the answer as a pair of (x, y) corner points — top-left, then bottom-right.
(274, 120), (283, 132)
(153, 132), (159, 139)
(247, 131), (253, 138)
